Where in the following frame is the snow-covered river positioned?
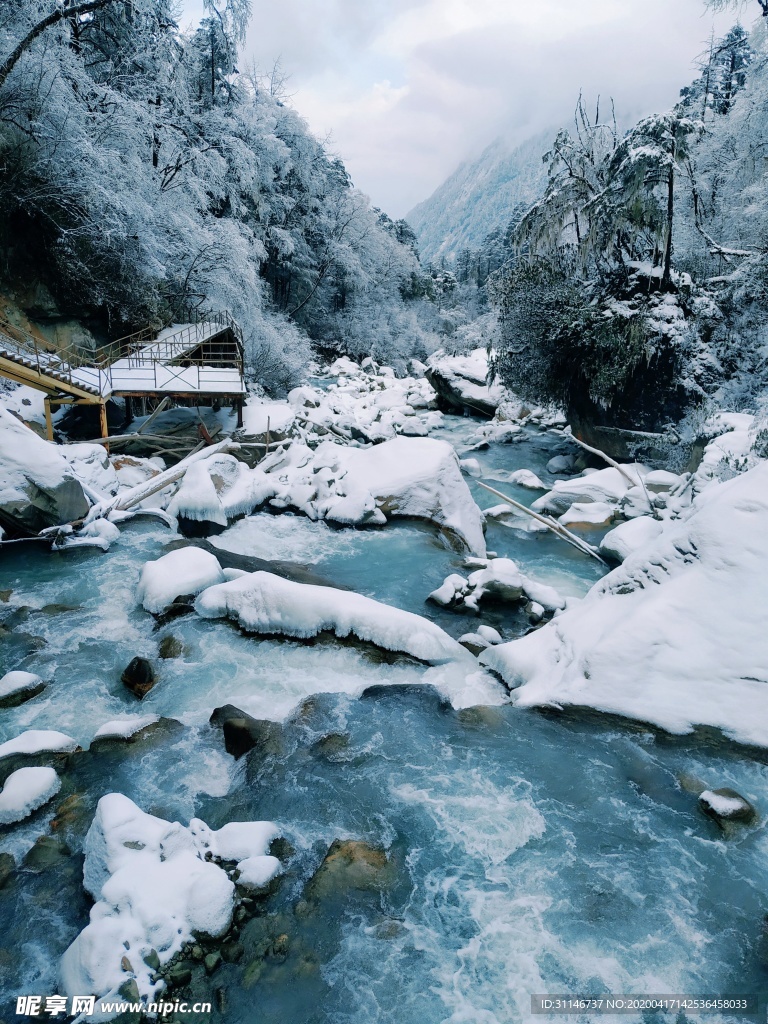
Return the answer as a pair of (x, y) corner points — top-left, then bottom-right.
(1, 417), (766, 1023)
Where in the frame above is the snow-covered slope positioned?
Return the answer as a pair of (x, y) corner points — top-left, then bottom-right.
(406, 132), (550, 263)
(481, 461), (768, 747)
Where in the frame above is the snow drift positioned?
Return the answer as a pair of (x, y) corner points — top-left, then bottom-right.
(481, 461), (768, 747)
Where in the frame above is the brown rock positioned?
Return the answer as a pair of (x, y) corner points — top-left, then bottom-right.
(121, 657), (156, 699)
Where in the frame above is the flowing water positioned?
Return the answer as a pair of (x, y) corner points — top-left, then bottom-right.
(0, 418), (766, 1023)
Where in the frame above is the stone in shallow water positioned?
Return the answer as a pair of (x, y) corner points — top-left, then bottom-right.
(158, 634), (184, 659)
(120, 656), (156, 699)
(0, 670), (45, 708)
(209, 704), (283, 760)
(698, 788), (756, 825)
(304, 839), (394, 903)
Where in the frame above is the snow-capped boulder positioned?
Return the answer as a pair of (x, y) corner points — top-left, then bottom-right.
(425, 349), (503, 417)
(532, 465), (648, 517)
(331, 437), (486, 555)
(62, 443), (119, 498)
(428, 559), (564, 614)
(600, 516), (664, 563)
(0, 670), (46, 708)
(480, 460), (768, 747)
(60, 794), (281, 1006)
(0, 406), (89, 535)
(167, 454), (275, 528)
(0, 729), (78, 762)
(137, 547), (226, 614)
(0, 766), (60, 824)
(698, 788), (756, 825)
(196, 571), (470, 665)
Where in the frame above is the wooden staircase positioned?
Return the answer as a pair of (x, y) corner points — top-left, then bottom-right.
(0, 311), (245, 442)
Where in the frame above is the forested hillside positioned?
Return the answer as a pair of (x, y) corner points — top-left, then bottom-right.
(406, 133), (550, 265)
(0, 0), (442, 392)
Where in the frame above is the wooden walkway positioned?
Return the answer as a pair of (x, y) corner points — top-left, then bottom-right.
(0, 312), (245, 441)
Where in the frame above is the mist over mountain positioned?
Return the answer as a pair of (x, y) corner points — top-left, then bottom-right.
(406, 132), (552, 264)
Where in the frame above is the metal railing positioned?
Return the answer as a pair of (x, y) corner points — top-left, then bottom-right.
(0, 315), (104, 395)
(0, 310), (244, 398)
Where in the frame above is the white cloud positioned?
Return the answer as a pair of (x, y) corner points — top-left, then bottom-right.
(183, 0), (743, 216)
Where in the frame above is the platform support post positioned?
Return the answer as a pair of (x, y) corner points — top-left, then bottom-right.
(236, 398), (243, 429)
(44, 397), (54, 441)
(99, 402), (109, 452)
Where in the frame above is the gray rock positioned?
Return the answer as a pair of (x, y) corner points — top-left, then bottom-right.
(209, 704), (282, 760)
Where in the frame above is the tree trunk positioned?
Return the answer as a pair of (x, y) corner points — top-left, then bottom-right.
(663, 159), (675, 289)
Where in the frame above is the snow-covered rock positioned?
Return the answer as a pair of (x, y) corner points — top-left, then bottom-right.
(559, 501), (616, 529)
(480, 460), (768, 747)
(698, 788), (756, 824)
(0, 406), (89, 535)
(196, 571), (470, 665)
(505, 469), (547, 490)
(532, 465), (648, 517)
(0, 766), (60, 824)
(167, 453), (275, 527)
(137, 547), (226, 613)
(332, 437), (486, 555)
(599, 516), (665, 562)
(239, 400), (295, 439)
(428, 558), (564, 614)
(60, 795), (281, 1007)
(0, 670), (45, 708)
(92, 716), (161, 742)
(0, 729), (78, 761)
(425, 348), (503, 417)
(62, 443), (119, 498)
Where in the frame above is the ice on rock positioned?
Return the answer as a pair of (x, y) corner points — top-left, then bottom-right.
(600, 516), (665, 562)
(236, 855), (283, 890)
(137, 547), (226, 613)
(481, 460), (768, 747)
(60, 794), (281, 1006)
(196, 571), (471, 665)
(0, 729), (78, 761)
(477, 625), (503, 644)
(0, 766), (61, 824)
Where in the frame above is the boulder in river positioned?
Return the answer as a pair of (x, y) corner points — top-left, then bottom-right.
(0, 669), (46, 708)
(209, 704), (282, 760)
(0, 406), (89, 536)
(303, 839), (394, 903)
(698, 788), (756, 826)
(120, 657), (156, 699)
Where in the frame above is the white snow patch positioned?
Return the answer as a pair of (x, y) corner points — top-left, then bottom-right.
(137, 548), (225, 614)
(60, 794), (281, 1007)
(0, 730), (78, 761)
(0, 766), (61, 824)
(481, 461), (768, 746)
(195, 571), (470, 666)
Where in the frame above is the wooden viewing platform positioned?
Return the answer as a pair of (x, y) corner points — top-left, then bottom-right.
(0, 311), (246, 442)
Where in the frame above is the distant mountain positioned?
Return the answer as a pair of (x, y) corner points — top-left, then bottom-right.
(406, 131), (552, 264)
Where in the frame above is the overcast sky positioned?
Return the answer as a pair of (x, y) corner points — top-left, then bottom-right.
(182, 0), (744, 217)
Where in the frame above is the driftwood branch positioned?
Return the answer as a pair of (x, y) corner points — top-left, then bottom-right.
(475, 480), (608, 565)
